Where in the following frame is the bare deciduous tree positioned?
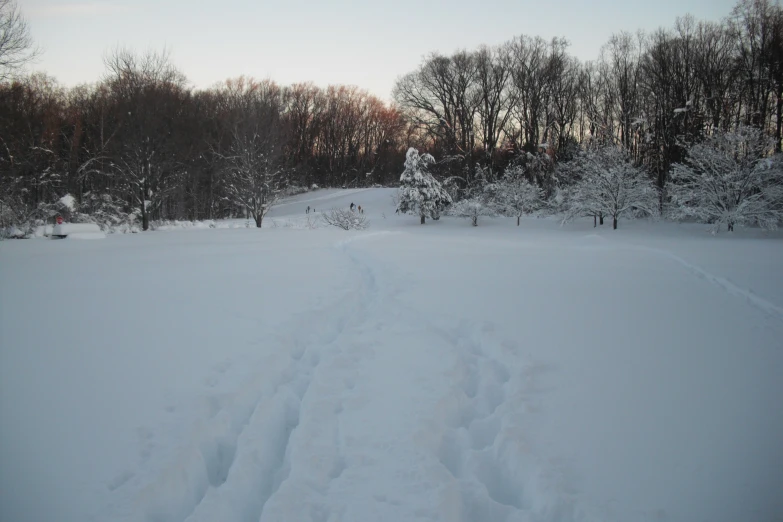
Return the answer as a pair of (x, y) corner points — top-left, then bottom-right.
(564, 146), (659, 229)
(474, 44), (515, 174)
(669, 126), (782, 231)
(103, 48), (188, 230)
(220, 129), (284, 228)
(0, 0), (38, 81)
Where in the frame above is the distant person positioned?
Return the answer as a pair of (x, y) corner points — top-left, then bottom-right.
(358, 205), (362, 214)
(350, 202), (355, 211)
(306, 205), (310, 214)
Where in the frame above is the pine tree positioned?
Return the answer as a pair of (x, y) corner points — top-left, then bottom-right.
(396, 148), (452, 224)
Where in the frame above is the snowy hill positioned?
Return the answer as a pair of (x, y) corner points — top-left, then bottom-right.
(1, 188), (782, 522)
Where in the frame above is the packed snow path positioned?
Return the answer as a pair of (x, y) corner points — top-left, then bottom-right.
(96, 232), (559, 522)
(2, 189), (782, 522)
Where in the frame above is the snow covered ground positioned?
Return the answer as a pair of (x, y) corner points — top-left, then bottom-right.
(1, 188), (782, 522)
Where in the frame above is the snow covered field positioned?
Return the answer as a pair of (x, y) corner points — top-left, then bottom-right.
(2, 188), (782, 522)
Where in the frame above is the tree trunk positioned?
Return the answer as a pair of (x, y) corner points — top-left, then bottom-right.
(599, 212), (604, 225)
(255, 214), (263, 228)
(776, 88), (782, 153)
(141, 196), (149, 231)
(141, 179), (150, 231)
(728, 221), (734, 232)
(472, 216), (478, 226)
(612, 215), (617, 230)
(420, 214), (425, 225)
(517, 215), (520, 226)
(593, 214), (597, 227)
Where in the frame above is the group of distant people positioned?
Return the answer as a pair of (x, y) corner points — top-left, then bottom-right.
(305, 203), (364, 214)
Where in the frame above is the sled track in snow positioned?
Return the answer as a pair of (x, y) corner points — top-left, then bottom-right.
(102, 237), (380, 522)
(577, 236), (783, 325)
(340, 235), (576, 521)
(183, 234), (395, 522)
(104, 230), (579, 522)
(424, 319), (577, 521)
(636, 246), (783, 324)
(336, 233), (581, 522)
(189, 267), (377, 522)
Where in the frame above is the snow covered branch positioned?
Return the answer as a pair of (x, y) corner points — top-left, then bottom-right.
(562, 146), (659, 229)
(220, 129), (284, 228)
(396, 148), (452, 224)
(668, 126), (783, 232)
(320, 207), (369, 230)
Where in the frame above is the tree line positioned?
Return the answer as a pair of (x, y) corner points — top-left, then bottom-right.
(395, 0), (783, 190)
(1, 0), (782, 234)
(0, 54), (407, 231)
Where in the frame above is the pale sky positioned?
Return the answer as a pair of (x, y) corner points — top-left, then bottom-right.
(22, 0), (736, 102)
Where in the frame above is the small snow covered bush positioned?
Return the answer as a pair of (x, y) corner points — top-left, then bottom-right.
(0, 197), (66, 238)
(486, 168), (544, 225)
(447, 197), (497, 226)
(321, 208), (369, 230)
(77, 193), (139, 233)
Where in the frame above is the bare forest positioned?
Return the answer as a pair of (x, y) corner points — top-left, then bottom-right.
(1, 0), (782, 232)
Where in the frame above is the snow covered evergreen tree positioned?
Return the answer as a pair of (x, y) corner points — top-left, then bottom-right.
(396, 148), (452, 224)
(563, 146), (659, 229)
(668, 126), (783, 232)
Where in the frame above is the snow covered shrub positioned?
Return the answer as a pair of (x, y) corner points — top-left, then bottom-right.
(504, 150), (556, 197)
(668, 126), (783, 232)
(1, 198), (61, 238)
(390, 191), (400, 209)
(0, 196), (24, 239)
(321, 208), (369, 230)
(305, 215), (321, 229)
(488, 166), (544, 225)
(562, 146), (659, 229)
(545, 186), (570, 216)
(447, 197), (497, 226)
(396, 148), (452, 224)
(78, 192), (138, 233)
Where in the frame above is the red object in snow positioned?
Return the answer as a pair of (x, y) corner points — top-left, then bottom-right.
(56, 216), (63, 225)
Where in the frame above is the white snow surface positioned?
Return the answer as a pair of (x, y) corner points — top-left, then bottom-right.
(1, 188), (782, 522)
(52, 223), (106, 239)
